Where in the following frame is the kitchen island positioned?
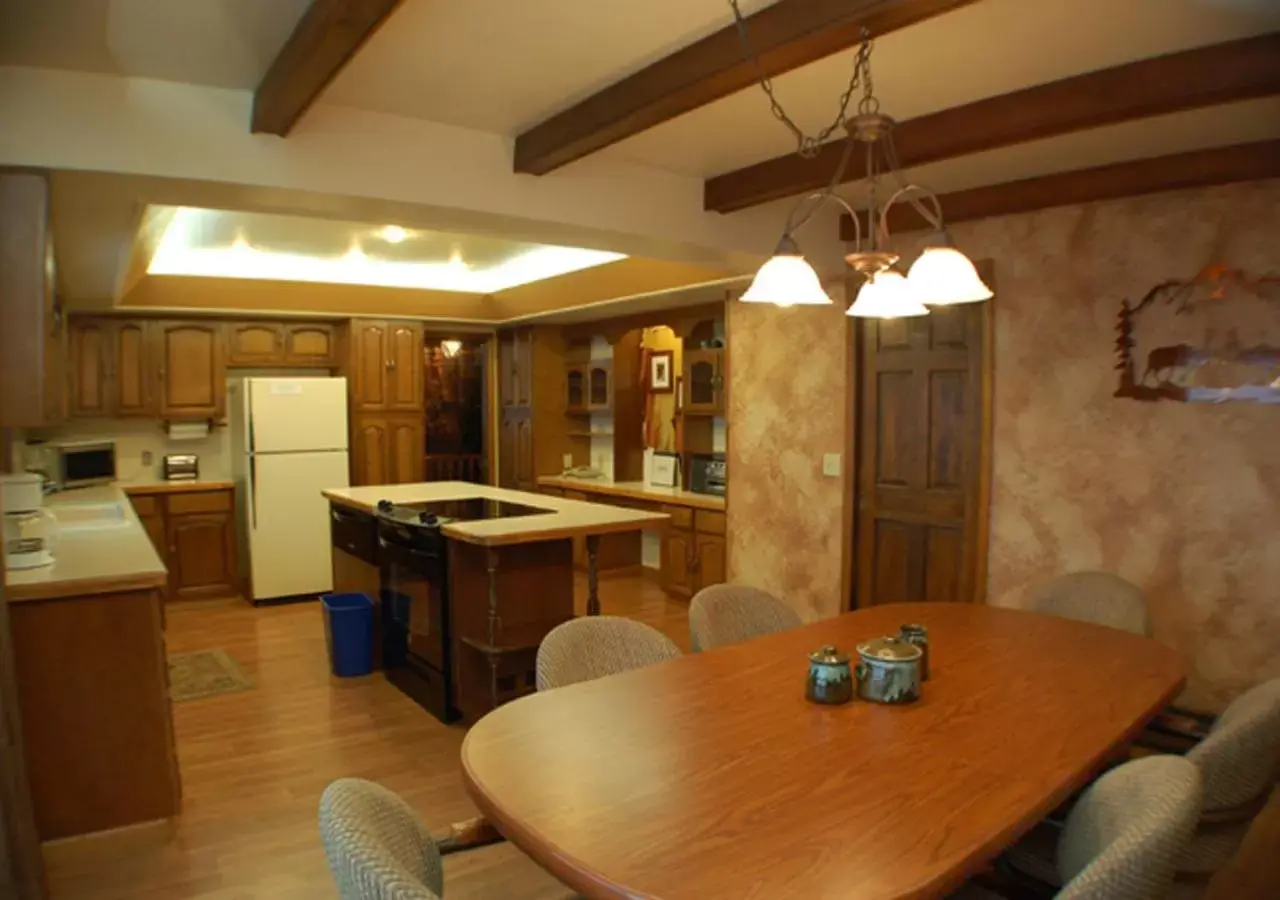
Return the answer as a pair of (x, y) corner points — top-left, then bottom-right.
(322, 482), (668, 721)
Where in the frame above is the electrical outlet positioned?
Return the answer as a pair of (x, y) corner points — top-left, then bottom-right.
(562, 453), (574, 469)
(141, 450), (153, 466)
(822, 453), (841, 477)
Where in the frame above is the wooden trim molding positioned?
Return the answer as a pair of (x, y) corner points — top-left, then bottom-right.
(707, 33), (1280, 213)
(839, 139), (1280, 238)
(252, 0), (406, 136)
(513, 0), (981, 175)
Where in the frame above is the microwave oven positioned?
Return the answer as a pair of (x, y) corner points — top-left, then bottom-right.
(46, 440), (117, 490)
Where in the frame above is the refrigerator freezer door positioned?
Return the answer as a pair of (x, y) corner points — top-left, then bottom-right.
(246, 449), (349, 600)
(248, 377), (349, 453)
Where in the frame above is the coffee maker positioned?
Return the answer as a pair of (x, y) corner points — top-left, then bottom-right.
(2, 473), (58, 570)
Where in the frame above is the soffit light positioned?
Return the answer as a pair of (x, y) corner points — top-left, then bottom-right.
(731, 2), (990, 317)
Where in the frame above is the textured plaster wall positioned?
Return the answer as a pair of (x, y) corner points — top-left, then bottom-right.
(727, 180), (1280, 711)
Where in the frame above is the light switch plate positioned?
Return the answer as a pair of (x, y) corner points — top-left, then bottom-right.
(562, 453), (574, 469)
(822, 453), (841, 477)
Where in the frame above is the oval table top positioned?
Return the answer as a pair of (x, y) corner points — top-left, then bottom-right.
(461, 603), (1185, 900)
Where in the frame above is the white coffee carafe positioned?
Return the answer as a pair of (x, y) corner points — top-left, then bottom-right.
(2, 473), (58, 570)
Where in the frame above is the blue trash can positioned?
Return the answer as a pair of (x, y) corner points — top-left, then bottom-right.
(322, 593), (374, 677)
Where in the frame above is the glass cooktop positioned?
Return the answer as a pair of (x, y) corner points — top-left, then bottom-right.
(377, 497), (554, 526)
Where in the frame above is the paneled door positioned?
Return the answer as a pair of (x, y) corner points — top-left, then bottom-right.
(112, 320), (153, 416)
(68, 318), (110, 417)
(853, 280), (993, 608)
(154, 321), (225, 418)
(352, 320), (389, 411)
(386, 322), (424, 411)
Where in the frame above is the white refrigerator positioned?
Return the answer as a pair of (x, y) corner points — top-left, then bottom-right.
(230, 377), (350, 602)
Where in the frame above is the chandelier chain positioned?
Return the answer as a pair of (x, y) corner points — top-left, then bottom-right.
(729, 0), (873, 159)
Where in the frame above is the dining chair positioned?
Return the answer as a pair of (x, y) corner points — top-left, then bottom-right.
(1029, 571), (1151, 636)
(688, 584), (802, 651)
(957, 755), (1202, 900)
(320, 778), (577, 900)
(1176, 677), (1280, 878)
(536, 616), (681, 691)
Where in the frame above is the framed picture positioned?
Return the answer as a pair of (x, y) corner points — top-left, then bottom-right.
(649, 350), (674, 393)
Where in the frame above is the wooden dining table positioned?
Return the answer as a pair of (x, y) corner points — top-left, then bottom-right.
(461, 603), (1185, 900)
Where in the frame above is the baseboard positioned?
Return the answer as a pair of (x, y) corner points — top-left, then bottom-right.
(42, 818), (175, 866)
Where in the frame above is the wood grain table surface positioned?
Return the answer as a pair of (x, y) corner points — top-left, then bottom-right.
(461, 603), (1186, 900)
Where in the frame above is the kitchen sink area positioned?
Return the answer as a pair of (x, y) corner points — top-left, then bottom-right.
(54, 500), (130, 531)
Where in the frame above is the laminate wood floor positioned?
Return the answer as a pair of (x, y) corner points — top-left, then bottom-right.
(41, 576), (1278, 899)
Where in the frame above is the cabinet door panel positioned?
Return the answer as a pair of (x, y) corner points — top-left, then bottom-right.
(514, 414), (534, 489)
(352, 321), (387, 410)
(68, 319), (110, 417)
(386, 322), (423, 411)
(352, 417), (389, 486)
(388, 417), (425, 484)
(227, 323), (284, 365)
(661, 529), (694, 598)
(156, 322), (224, 418)
(513, 329), (532, 407)
(498, 413), (516, 488)
(683, 349), (723, 415)
(114, 320), (153, 416)
(284, 323), (335, 364)
(695, 534), (726, 592)
(166, 513), (236, 600)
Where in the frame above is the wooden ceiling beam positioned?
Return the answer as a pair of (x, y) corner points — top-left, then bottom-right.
(513, 0), (983, 176)
(709, 33), (1280, 213)
(837, 139), (1280, 240)
(252, 0), (405, 136)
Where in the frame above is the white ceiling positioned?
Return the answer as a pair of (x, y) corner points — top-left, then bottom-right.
(5, 0), (1278, 214)
(0, 0), (310, 89)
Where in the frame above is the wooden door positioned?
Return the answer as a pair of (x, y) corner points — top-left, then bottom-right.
(512, 329), (533, 407)
(352, 416), (389, 486)
(283, 323), (335, 365)
(166, 514), (236, 599)
(661, 528), (694, 598)
(497, 411), (516, 488)
(388, 416), (425, 484)
(226, 322), (284, 365)
(514, 413), (534, 489)
(854, 297), (992, 608)
(695, 533), (726, 590)
(68, 318), (111, 417)
(684, 349), (723, 415)
(113, 320), (153, 416)
(155, 321), (224, 418)
(498, 332), (516, 407)
(351, 320), (388, 411)
(386, 322), (423, 411)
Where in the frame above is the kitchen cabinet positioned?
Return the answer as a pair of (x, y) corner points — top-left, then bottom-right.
(0, 170), (65, 428)
(351, 414), (424, 486)
(227, 320), (337, 367)
(565, 362), (587, 414)
(125, 487), (238, 602)
(660, 528), (695, 598)
(153, 321), (225, 419)
(283, 322), (336, 365)
(587, 361), (612, 411)
(499, 408), (536, 491)
(68, 317), (156, 418)
(683, 348), (724, 415)
(659, 506), (726, 598)
(351, 319), (423, 412)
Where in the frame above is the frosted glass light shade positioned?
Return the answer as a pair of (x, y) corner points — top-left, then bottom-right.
(907, 246), (992, 305)
(741, 253), (832, 307)
(847, 269), (929, 318)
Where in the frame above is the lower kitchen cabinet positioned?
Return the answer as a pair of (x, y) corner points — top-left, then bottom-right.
(352, 414), (425, 486)
(660, 507), (726, 599)
(126, 487), (239, 602)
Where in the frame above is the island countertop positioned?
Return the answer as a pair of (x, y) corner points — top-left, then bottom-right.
(5, 485), (168, 603)
(536, 475), (725, 511)
(322, 482), (669, 547)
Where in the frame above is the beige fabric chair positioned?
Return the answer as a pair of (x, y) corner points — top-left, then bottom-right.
(1178, 677), (1280, 875)
(536, 616), (681, 691)
(957, 756), (1202, 900)
(688, 584), (802, 652)
(1029, 571), (1151, 636)
(320, 778), (445, 900)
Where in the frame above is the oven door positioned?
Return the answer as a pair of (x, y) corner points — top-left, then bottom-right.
(378, 532), (448, 674)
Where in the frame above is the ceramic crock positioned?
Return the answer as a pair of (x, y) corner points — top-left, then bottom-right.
(898, 623), (929, 680)
(854, 636), (922, 704)
(805, 645), (854, 705)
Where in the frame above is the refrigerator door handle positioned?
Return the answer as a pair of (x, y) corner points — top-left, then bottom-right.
(248, 455), (258, 530)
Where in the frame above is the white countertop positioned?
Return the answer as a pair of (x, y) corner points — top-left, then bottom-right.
(5, 485), (168, 603)
(537, 475), (726, 511)
(322, 482), (669, 547)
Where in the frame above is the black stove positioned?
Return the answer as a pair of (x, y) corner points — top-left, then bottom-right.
(376, 497), (552, 530)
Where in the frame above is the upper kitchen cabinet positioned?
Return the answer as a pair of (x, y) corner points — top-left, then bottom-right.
(683, 348), (724, 416)
(153, 321), (226, 420)
(68, 317), (155, 418)
(0, 171), (65, 427)
(587, 360), (612, 412)
(350, 319), (423, 412)
(227, 321), (337, 367)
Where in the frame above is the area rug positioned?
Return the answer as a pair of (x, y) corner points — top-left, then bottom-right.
(168, 649), (254, 702)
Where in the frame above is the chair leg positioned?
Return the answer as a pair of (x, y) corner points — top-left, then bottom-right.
(434, 816), (506, 856)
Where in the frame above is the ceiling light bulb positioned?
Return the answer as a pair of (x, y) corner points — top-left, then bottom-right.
(847, 269), (929, 318)
(440, 339), (463, 358)
(741, 238), (831, 307)
(346, 241), (366, 260)
(381, 225), (409, 244)
(448, 249), (468, 272)
(907, 243), (992, 305)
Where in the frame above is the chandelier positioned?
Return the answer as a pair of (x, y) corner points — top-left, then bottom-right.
(732, 4), (991, 317)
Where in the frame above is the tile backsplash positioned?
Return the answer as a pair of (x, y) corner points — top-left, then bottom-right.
(23, 418), (231, 484)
